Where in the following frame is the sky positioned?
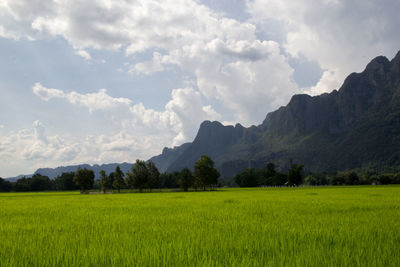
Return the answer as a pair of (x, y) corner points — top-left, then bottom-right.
(1, 0), (400, 177)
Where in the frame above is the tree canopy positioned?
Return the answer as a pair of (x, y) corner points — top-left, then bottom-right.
(194, 155), (220, 190)
(73, 168), (94, 193)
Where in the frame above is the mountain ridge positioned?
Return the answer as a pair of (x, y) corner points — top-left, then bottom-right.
(152, 50), (400, 177)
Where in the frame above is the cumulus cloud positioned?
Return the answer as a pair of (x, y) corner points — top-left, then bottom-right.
(129, 52), (166, 75)
(1, 0), (300, 126)
(247, 0), (400, 94)
(32, 83), (132, 112)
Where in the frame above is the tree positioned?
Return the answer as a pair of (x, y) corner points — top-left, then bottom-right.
(287, 159), (304, 186)
(0, 177), (12, 192)
(160, 172), (179, 188)
(258, 163), (277, 185)
(108, 172), (115, 189)
(147, 161), (160, 191)
(15, 177), (31, 192)
(234, 168), (258, 187)
(304, 175), (318, 186)
(54, 172), (79, 190)
(99, 170), (111, 193)
(126, 160), (149, 192)
(112, 166), (125, 193)
(193, 155), (220, 190)
(30, 174), (53, 191)
(73, 168), (94, 193)
(178, 167), (194, 191)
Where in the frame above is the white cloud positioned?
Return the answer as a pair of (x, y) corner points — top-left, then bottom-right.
(32, 83), (132, 112)
(75, 49), (91, 60)
(129, 52), (166, 75)
(247, 0), (400, 94)
(1, 0), (300, 126)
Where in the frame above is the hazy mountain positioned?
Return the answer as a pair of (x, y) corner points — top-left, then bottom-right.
(153, 51), (400, 177)
(34, 163), (134, 179)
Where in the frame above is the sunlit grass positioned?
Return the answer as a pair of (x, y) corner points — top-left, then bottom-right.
(1, 186), (399, 266)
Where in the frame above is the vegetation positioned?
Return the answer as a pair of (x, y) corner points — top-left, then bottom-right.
(0, 177), (12, 192)
(112, 166), (126, 193)
(99, 170), (111, 193)
(193, 155), (220, 190)
(178, 167), (194, 191)
(0, 186), (399, 266)
(4, 154), (400, 193)
(73, 168), (95, 193)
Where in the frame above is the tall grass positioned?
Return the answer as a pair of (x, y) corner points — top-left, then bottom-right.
(0, 186), (399, 266)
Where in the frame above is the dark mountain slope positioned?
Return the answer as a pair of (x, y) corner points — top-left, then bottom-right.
(154, 51), (400, 177)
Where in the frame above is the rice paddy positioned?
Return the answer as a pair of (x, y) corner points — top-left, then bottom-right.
(0, 186), (399, 266)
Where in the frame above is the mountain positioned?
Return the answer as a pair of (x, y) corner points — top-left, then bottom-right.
(33, 162), (134, 179)
(152, 51), (400, 177)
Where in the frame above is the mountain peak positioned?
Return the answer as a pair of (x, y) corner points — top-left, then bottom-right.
(365, 55), (390, 72)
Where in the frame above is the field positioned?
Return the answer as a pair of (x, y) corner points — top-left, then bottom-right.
(0, 186), (399, 266)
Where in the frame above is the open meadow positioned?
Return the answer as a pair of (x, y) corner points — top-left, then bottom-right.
(0, 186), (399, 266)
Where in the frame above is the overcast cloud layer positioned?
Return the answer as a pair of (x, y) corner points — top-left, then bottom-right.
(1, 0), (399, 177)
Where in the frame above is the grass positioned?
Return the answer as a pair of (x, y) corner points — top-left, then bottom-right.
(0, 186), (399, 266)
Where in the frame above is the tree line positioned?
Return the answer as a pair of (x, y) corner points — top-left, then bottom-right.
(0, 155), (220, 193)
(2, 157), (400, 193)
(233, 160), (400, 187)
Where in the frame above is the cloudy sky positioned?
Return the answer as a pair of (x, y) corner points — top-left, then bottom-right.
(1, 0), (399, 177)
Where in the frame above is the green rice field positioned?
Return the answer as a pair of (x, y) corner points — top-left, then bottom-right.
(0, 186), (399, 266)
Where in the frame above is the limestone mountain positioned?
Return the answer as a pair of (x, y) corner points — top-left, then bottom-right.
(151, 51), (400, 177)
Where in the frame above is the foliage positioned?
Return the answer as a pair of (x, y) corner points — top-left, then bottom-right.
(146, 161), (160, 191)
(126, 160), (149, 192)
(0, 177), (12, 192)
(159, 172), (179, 188)
(112, 166), (125, 193)
(178, 168), (194, 191)
(99, 170), (111, 194)
(15, 177), (32, 192)
(54, 172), (79, 190)
(234, 168), (259, 187)
(30, 174), (53, 191)
(287, 159), (304, 186)
(73, 168), (94, 193)
(193, 155), (220, 190)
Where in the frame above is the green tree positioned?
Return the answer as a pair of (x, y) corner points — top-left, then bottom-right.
(30, 174), (53, 191)
(126, 160), (149, 192)
(147, 161), (160, 192)
(194, 155), (220, 191)
(99, 170), (111, 193)
(304, 174), (318, 186)
(112, 166), (125, 193)
(257, 163), (277, 185)
(0, 177), (12, 192)
(73, 168), (95, 193)
(178, 167), (194, 191)
(160, 172), (179, 188)
(54, 172), (78, 190)
(15, 177), (31, 192)
(234, 168), (258, 187)
(287, 159), (304, 186)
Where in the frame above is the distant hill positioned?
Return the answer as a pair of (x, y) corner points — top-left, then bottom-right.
(6, 163), (134, 181)
(33, 163), (134, 179)
(151, 50), (400, 177)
